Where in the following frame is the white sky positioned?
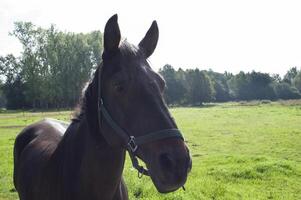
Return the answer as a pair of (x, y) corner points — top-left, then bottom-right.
(1, 0), (301, 76)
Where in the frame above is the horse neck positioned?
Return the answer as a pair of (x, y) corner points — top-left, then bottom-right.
(77, 116), (126, 198)
(78, 72), (127, 196)
(50, 117), (126, 199)
(51, 81), (126, 198)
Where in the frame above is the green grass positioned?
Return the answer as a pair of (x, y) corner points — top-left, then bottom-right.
(1, 101), (301, 199)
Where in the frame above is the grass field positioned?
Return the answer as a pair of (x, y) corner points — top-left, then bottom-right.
(0, 101), (301, 200)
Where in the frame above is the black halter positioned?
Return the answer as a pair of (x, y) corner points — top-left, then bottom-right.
(97, 61), (183, 177)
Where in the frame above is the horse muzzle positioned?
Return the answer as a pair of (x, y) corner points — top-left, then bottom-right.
(147, 142), (192, 193)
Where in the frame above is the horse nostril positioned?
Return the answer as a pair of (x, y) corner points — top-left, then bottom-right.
(159, 153), (174, 171)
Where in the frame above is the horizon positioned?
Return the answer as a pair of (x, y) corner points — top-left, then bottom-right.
(1, 0), (301, 76)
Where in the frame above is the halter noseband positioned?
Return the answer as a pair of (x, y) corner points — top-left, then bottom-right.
(97, 62), (184, 177)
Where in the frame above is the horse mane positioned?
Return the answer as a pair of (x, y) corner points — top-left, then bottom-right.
(72, 67), (99, 122)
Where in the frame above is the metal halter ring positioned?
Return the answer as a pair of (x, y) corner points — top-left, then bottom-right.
(127, 136), (138, 153)
(138, 168), (144, 179)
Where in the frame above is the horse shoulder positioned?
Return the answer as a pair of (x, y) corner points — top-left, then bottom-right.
(13, 119), (67, 199)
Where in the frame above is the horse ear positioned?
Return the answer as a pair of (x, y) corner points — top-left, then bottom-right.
(104, 14), (121, 55)
(138, 21), (159, 58)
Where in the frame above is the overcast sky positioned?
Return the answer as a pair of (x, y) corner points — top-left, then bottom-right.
(1, 0), (301, 75)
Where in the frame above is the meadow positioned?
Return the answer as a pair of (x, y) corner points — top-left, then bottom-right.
(0, 100), (300, 200)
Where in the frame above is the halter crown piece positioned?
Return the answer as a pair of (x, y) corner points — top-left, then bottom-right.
(97, 56), (184, 177)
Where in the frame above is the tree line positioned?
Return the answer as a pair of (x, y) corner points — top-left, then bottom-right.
(0, 22), (301, 109)
(159, 65), (301, 105)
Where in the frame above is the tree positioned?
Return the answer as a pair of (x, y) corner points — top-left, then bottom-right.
(293, 71), (301, 93)
(228, 71), (250, 100)
(0, 81), (6, 108)
(206, 70), (230, 102)
(159, 65), (186, 105)
(248, 71), (276, 100)
(0, 55), (28, 109)
(185, 69), (215, 105)
(283, 67), (298, 84)
(271, 74), (282, 83)
(213, 80), (230, 102)
(3, 76), (28, 109)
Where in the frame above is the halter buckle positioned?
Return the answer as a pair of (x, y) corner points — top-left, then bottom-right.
(128, 136), (138, 153)
(99, 98), (104, 105)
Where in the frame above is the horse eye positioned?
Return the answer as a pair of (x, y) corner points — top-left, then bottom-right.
(114, 83), (124, 93)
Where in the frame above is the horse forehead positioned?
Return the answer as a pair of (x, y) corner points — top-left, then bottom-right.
(119, 55), (151, 79)
(137, 64), (155, 81)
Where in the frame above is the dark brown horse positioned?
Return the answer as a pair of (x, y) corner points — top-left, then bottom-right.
(13, 14), (192, 200)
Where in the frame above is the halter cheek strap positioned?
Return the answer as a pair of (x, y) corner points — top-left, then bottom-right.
(97, 64), (184, 177)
